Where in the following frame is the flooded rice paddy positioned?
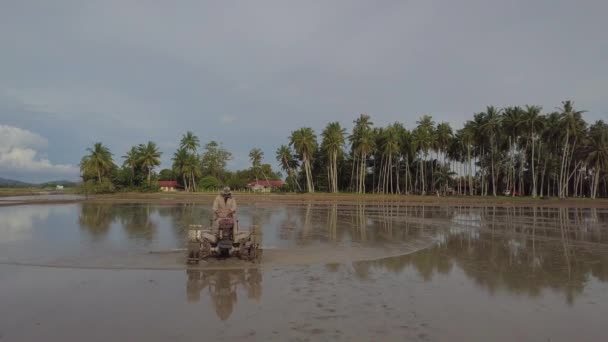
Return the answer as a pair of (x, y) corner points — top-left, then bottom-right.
(1, 202), (607, 341)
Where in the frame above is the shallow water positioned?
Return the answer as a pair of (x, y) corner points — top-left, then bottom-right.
(0, 194), (83, 205)
(1, 202), (607, 341)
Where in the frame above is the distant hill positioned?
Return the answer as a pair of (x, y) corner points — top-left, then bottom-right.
(0, 177), (78, 188)
(0, 177), (32, 187)
(40, 180), (79, 188)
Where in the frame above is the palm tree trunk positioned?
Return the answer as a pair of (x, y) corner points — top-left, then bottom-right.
(531, 133), (536, 198)
(382, 156), (387, 193)
(384, 156), (389, 194)
(491, 138), (497, 197)
(334, 152), (339, 193)
(326, 164), (330, 192)
(567, 137), (578, 197)
(540, 155), (547, 197)
(361, 153), (367, 193)
(350, 154), (357, 192)
(308, 158), (314, 193)
(359, 152), (366, 193)
(510, 137), (515, 196)
(559, 129), (569, 198)
(330, 152), (334, 193)
(304, 157), (313, 193)
(592, 165), (601, 199)
(389, 156), (394, 194)
(415, 161), (419, 193)
(293, 168), (302, 192)
(467, 146), (472, 195)
(422, 152), (426, 195)
(405, 155), (410, 194)
(396, 157), (401, 194)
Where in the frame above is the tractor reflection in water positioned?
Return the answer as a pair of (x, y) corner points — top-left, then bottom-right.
(186, 268), (262, 320)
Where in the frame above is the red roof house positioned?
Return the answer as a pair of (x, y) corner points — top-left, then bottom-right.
(159, 180), (179, 191)
(247, 180), (285, 192)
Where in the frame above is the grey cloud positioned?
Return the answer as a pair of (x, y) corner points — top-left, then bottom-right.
(1, 0), (607, 181)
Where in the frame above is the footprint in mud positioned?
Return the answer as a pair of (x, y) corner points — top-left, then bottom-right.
(418, 332), (430, 341)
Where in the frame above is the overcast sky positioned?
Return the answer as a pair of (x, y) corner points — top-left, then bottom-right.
(1, 0), (607, 183)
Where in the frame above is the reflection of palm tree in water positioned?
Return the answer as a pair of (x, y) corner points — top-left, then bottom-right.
(301, 203), (313, 239)
(79, 203), (160, 240)
(120, 205), (158, 240)
(327, 203), (338, 241)
(381, 203), (394, 239)
(353, 203), (366, 242)
(185, 268), (262, 320)
(353, 208), (608, 304)
(79, 203), (116, 238)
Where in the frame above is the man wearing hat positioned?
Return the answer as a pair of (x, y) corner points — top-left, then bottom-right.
(212, 187), (237, 231)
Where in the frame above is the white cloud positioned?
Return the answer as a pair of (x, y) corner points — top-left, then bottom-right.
(0, 124), (47, 149)
(220, 115), (237, 124)
(0, 124), (79, 180)
(0, 206), (50, 242)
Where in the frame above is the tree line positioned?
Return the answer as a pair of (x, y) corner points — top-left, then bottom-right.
(278, 101), (607, 198)
(80, 100), (607, 198)
(79, 133), (281, 193)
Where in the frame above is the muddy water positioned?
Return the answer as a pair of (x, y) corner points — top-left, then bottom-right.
(1, 203), (607, 341)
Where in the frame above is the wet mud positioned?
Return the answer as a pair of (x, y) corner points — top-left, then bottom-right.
(1, 202), (607, 341)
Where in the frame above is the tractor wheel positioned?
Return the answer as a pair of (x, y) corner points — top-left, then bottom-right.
(239, 242), (259, 261)
(219, 248), (230, 258)
(187, 241), (200, 262)
(199, 239), (212, 259)
(239, 243), (250, 260)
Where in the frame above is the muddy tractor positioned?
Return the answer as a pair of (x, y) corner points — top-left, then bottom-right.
(187, 217), (260, 263)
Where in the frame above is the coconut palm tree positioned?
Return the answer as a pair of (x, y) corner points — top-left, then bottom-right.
(435, 122), (453, 166)
(481, 106), (502, 196)
(502, 106), (524, 195)
(435, 122), (453, 193)
(558, 101), (586, 198)
(137, 141), (162, 185)
(180, 131), (200, 152)
(396, 124), (413, 194)
(321, 122), (346, 193)
(349, 114), (374, 193)
(290, 128), (317, 193)
(376, 123), (400, 194)
(460, 123), (476, 195)
(412, 115), (435, 194)
(520, 105), (545, 197)
(249, 147), (267, 183)
(179, 131), (200, 189)
(276, 144), (301, 191)
(122, 146), (139, 186)
(586, 122), (608, 199)
(172, 148), (191, 191)
(81, 142), (114, 183)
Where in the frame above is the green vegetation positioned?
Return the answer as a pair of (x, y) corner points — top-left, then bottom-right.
(79, 133), (281, 194)
(77, 100), (608, 198)
(275, 100), (606, 198)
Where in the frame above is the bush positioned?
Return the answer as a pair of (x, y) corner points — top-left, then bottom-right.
(199, 176), (220, 191)
(79, 179), (115, 195)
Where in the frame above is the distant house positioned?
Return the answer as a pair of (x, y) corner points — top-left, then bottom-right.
(56, 185), (64, 190)
(247, 180), (285, 192)
(159, 180), (179, 192)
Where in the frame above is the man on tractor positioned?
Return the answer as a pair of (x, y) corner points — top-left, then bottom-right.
(212, 187), (237, 231)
